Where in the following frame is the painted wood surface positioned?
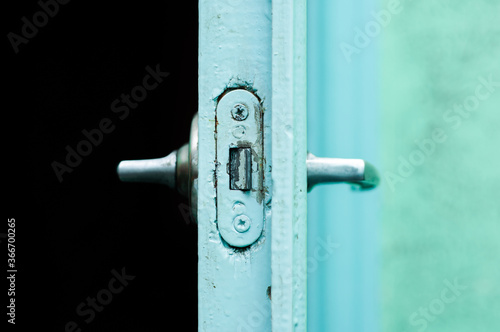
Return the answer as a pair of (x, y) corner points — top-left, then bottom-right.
(198, 0), (273, 330)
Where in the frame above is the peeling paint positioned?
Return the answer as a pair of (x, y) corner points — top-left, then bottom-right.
(214, 78), (261, 104)
(199, 0), (273, 329)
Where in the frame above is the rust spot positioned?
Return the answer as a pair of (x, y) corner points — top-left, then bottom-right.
(213, 166), (218, 188)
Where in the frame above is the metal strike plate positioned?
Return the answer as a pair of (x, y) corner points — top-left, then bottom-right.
(216, 89), (264, 247)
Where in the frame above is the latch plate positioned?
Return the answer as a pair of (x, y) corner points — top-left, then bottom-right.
(216, 89), (264, 247)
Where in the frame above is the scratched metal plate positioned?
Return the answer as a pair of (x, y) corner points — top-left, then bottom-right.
(216, 89), (265, 248)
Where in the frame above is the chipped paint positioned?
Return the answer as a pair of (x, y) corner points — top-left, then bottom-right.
(271, 0), (308, 330)
(198, 0), (273, 330)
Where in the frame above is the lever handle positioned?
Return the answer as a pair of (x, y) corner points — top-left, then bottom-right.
(116, 111), (377, 227)
(117, 150), (177, 189)
(116, 113), (199, 222)
(307, 152), (380, 191)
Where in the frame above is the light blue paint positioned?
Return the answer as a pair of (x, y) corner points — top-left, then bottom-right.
(307, 1), (381, 331)
(198, 0), (273, 330)
(271, 0), (308, 330)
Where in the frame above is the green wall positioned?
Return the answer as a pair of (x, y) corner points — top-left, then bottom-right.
(381, 0), (500, 331)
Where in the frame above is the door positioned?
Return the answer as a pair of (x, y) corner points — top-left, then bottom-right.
(118, 1), (381, 331)
(119, 0), (309, 329)
(112, 1), (499, 331)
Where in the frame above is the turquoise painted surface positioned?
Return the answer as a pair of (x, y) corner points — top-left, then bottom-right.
(380, 0), (500, 331)
(198, 1), (273, 330)
(308, 0), (500, 331)
(308, 0), (381, 331)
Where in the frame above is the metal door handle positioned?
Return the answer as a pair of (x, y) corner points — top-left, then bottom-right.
(307, 152), (380, 191)
(117, 151), (177, 189)
(116, 113), (380, 225)
(117, 113), (199, 222)
(117, 150), (380, 194)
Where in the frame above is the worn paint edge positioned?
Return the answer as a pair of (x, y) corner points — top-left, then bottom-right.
(271, 0), (308, 330)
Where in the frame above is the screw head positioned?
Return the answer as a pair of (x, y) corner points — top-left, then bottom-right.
(233, 215), (251, 233)
(231, 103), (249, 121)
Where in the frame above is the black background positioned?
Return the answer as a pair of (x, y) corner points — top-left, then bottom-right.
(5, 0), (198, 330)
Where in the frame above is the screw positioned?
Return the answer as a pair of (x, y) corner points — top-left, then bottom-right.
(231, 103), (249, 121)
(233, 215), (251, 233)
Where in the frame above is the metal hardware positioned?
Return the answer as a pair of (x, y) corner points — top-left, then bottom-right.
(117, 113), (199, 222)
(231, 103), (249, 121)
(307, 152), (380, 191)
(216, 89), (264, 248)
(115, 112), (379, 231)
(117, 151), (177, 188)
(229, 147), (252, 191)
(233, 215), (251, 233)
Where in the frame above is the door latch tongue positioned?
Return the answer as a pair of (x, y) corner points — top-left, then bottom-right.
(229, 147), (252, 191)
